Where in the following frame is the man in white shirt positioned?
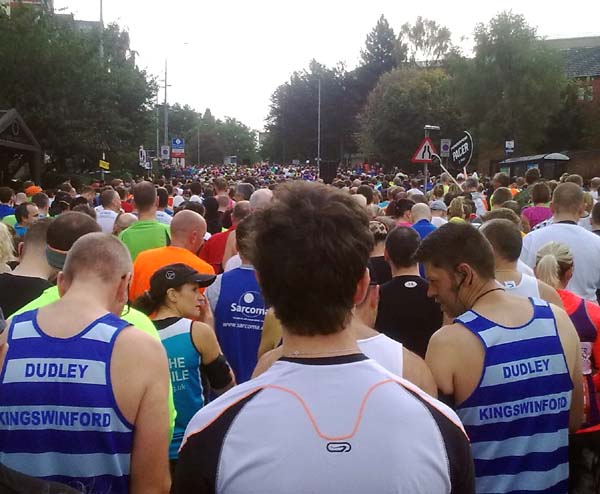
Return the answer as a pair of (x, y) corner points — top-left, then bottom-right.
(95, 190), (121, 234)
(521, 182), (600, 301)
(430, 200), (448, 228)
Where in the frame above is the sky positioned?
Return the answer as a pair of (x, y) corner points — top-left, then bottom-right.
(54, 0), (600, 131)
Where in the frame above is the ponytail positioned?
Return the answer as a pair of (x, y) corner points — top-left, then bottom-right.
(534, 242), (574, 289)
(131, 290), (160, 315)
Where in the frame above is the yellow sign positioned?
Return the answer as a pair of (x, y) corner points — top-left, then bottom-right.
(99, 160), (110, 170)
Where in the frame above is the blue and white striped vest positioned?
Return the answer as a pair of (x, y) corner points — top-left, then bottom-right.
(456, 297), (572, 494)
(0, 309), (134, 494)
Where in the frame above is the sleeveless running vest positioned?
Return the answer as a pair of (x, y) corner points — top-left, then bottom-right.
(568, 299), (600, 430)
(0, 310), (134, 494)
(156, 317), (203, 459)
(455, 297), (572, 494)
(357, 334), (403, 377)
(500, 273), (540, 299)
(214, 266), (266, 383)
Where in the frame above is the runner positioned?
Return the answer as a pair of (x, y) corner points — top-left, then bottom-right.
(113, 212), (138, 236)
(174, 181), (474, 494)
(430, 200), (448, 227)
(375, 226), (443, 358)
(0, 233), (171, 493)
(521, 183), (600, 301)
(367, 220), (392, 285)
(13, 202), (39, 237)
(535, 241), (600, 493)
(206, 216), (266, 383)
(0, 218), (54, 316)
(411, 203), (436, 239)
(417, 222), (583, 493)
(0, 187), (15, 219)
(119, 181), (170, 261)
(199, 201), (250, 274)
(96, 189), (121, 234)
(132, 264), (234, 471)
(479, 219), (563, 307)
(128, 210), (215, 301)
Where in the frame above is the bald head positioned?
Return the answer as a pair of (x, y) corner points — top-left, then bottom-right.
(62, 233), (132, 284)
(171, 210), (207, 252)
(113, 213), (137, 235)
(249, 188), (273, 212)
(552, 182), (584, 215)
(411, 203), (432, 223)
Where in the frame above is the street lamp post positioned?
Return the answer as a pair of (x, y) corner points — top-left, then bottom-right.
(317, 78), (321, 174)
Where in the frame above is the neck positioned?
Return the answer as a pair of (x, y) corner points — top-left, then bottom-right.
(348, 315), (378, 340)
(280, 325), (360, 358)
(391, 264), (420, 278)
(153, 305), (182, 320)
(58, 281), (122, 317)
(371, 243), (385, 257)
(552, 212), (579, 223)
(463, 280), (506, 311)
(137, 208), (156, 221)
(11, 254), (55, 280)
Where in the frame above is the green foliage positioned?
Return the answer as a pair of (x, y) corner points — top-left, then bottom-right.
(357, 68), (464, 165)
(360, 15), (397, 74)
(400, 17), (453, 66)
(0, 6), (157, 174)
(448, 11), (565, 154)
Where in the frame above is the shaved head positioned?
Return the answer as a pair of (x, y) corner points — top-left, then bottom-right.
(249, 188), (273, 211)
(171, 210), (207, 242)
(62, 233), (132, 283)
(411, 203), (432, 222)
(552, 182), (584, 215)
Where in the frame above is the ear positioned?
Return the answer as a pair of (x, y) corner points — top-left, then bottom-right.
(550, 201), (556, 214)
(383, 248), (389, 263)
(166, 287), (178, 304)
(369, 284), (379, 310)
(565, 266), (574, 285)
(57, 272), (69, 297)
(353, 269), (370, 306)
(17, 241), (24, 257)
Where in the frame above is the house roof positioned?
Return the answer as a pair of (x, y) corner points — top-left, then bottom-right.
(545, 37), (600, 79)
(499, 153), (570, 165)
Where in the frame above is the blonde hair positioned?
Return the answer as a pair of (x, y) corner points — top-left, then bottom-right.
(0, 222), (15, 266)
(448, 196), (467, 219)
(535, 242), (574, 289)
(583, 192), (594, 213)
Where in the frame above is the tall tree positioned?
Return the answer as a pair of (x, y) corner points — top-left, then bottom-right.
(448, 12), (565, 154)
(357, 68), (464, 168)
(399, 17), (453, 66)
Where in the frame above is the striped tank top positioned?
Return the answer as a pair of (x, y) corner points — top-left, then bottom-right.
(455, 297), (572, 494)
(0, 309), (134, 494)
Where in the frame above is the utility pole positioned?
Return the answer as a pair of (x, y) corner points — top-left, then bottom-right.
(317, 78), (321, 173)
(155, 93), (160, 159)
(99, 0), (104, 61)
(163, 59), (168, 147)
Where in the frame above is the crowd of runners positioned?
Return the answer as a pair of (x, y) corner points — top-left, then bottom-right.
(0, 164), (599, 493)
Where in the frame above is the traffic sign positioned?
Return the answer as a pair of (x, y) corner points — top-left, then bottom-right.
(99, 159), (110, 170)
(505, 140), (515, 154)
(172, 137), (185, 158)
(160, 145), (170, 160)
(138, 146), (147, 164)
(411, 138), (437, 163)
(440, 139), (451, 158)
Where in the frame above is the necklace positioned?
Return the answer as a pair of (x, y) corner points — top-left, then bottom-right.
(282, 347), (359, 358)
(472, 287), (505, 307)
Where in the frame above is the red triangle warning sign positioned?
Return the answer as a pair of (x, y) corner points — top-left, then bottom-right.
(411, 137), (437, 163)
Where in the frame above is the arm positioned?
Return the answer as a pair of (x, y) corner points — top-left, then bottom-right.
(221, 231), (237, 267)
(551, 305), (584, 433)
(252, 347), (283, 378)
(402, 348), (438, 398)
(425, 326), (457, 398)
(258, 309), (283, 359)
(191, 321), (235, 394)
(123, 332), (171, 494)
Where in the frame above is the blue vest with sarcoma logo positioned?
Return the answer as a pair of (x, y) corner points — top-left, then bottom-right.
(214, 266), (266, 383)
(0, 309), (134, 494)
(456, 297), (572, 494)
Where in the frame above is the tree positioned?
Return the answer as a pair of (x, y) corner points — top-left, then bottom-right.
(357, 68), (465, 167)
(448, 12), (565, 155)
(399, 17), (453, 66)
(360, 14), (397, 73)
(0, 5), (157, 176)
